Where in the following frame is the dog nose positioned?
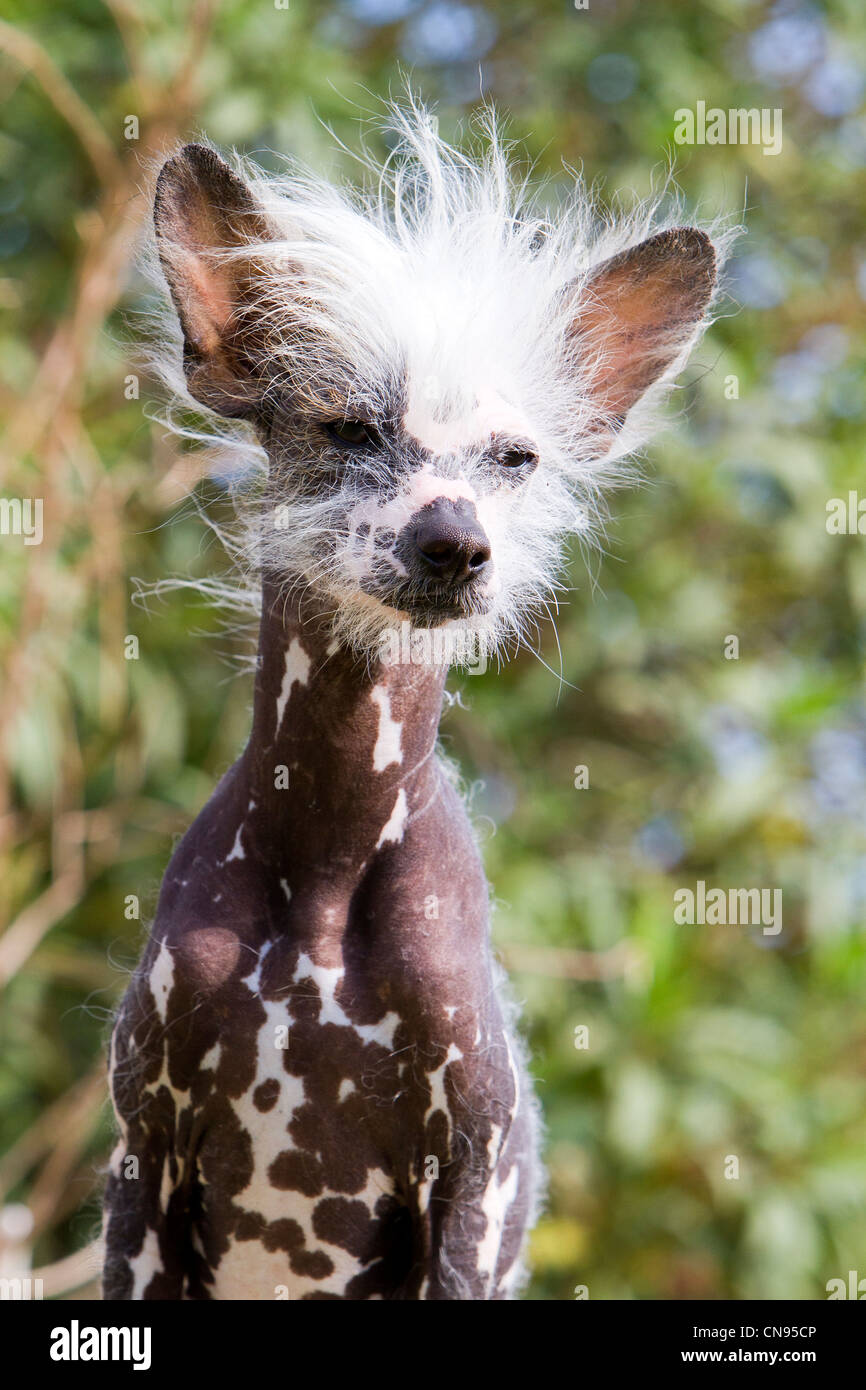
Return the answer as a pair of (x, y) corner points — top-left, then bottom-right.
(414, 500), (492, 584)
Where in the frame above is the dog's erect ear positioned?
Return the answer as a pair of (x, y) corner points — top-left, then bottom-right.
(154, 144), (275, 417)
(570, 227), (717, 441)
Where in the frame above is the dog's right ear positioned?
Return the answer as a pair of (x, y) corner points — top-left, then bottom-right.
(154, 144), (275, 417)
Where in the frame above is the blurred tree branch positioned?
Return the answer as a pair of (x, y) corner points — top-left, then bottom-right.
(0, 19), (123, 186)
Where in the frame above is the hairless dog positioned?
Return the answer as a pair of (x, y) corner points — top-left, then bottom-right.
(103, 107), (721, 1299)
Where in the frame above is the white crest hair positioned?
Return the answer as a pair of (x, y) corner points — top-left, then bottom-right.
(139, 95), (736, 665)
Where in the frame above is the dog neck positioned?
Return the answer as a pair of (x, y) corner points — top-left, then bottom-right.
(240, 576), (448, 889)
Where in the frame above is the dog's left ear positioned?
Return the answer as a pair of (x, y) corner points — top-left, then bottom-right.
(570, 227), (717, 440)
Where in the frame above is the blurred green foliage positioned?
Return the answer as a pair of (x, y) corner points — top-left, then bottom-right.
(1, 0), (865, 1299)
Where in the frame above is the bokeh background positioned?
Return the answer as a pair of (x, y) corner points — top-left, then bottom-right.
(1, 0), (865, 1300)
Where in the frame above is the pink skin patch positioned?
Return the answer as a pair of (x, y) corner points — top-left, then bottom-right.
(402, 386), (535, 457)
(344, 468), (482, 587)
(342, 387), (538, 604)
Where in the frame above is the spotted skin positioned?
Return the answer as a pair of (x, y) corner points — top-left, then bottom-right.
(103, 580), (542, 1300)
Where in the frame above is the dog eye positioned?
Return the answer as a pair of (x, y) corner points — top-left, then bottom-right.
(325, 419), (380, 449)
(499, 448), (537, 469)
